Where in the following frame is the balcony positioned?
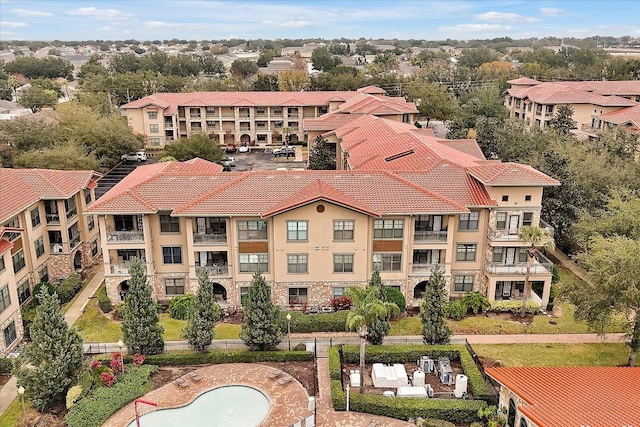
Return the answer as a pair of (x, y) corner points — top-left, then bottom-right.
(50, 242), (68, 254)
(411, 263), (449, 276)
(193, 233), (227, 244)
(66, 208), (77, 221)
(107, 230), (144, 243)
(108, 262), (151, 275)
(539, 219), (555, 237)
(485, 253), (553, 276)
(195, 264), (229, 277)
(46, 213), (60, 224)
(413, 230), (448, 242)
(239, 125), (251, 132)
(164, 122), (173, 129)
(69, 235), (81, 250)
(190, 113), (202, 119)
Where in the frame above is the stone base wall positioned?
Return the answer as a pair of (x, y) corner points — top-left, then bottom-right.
(80, 237), (101, 269)
(0, 309), (25, 356)
(47, 253), (74, 282)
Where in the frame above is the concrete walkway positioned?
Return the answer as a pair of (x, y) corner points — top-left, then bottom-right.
(0, 269), (104, 416)
(550, 248), (592, 285)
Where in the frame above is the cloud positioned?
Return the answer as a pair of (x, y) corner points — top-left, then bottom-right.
(143, 21), (182, 28)
(540, 7), (564, 17)
(261, 19), (314, 29)
(66, 7), (133, 21)
(440, 23), (511, 32)
(475, 12), (539, 23)
(11, 8), (54, 17)
(0, 21), (27, 28)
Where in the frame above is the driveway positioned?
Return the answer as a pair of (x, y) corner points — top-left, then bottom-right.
(231, 147), (306, 171)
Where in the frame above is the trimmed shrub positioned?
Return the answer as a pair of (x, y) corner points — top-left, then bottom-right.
(55, 274), (83, 304)
(96, 285), (112, 313)
(412, 418), (456, 427)
(328, 346), (342, 380)
(385, 287), (406, 312)
(444, 300), (467, 320)
(66, 385), (83, 409)
(460, 292), (490, 315)
(0, 357), (13, 374)
(489, 300), (540, 315)
(331, 379), (346, 410)
(65, 365), (157, 427)
(125, 350), (314, 366)
(168, 294), (194, 320)
(113, 304), (127, 320)
(278, 310), (349, 334)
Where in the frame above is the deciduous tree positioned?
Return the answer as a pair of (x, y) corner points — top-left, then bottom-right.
(240, 272), (283, 351)
(13, 140), (100, 171)
(165, 133), (224, 163)
(405, 81), (458, 127)
(18, 85), (58, 112)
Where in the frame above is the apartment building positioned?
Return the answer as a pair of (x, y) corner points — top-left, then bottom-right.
(596, 103), (640, 135)
(87, 148), (558, 312)
(119, 86), (417, 147)
(0, 168), (101, 356)
(505, 78), (639, 135)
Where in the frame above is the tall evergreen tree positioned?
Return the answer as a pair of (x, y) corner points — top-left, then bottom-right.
(307, 135), (336, 170)
(420, 265), (452, 345)
(239, 272), (283, 351)
(121, 258), (164, 355)
(366, 270), (391, 345)
(183, 269), (221, 352)
(13, 288), (84, 410)
(548, 104), (577, 135)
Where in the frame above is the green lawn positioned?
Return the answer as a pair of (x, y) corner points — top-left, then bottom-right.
(215, 323), (241, 339)
(473, 343), (630, 367)
(0, 397), (33, 427)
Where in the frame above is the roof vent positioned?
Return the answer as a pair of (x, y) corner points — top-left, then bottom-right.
(385, 150), (415, 162)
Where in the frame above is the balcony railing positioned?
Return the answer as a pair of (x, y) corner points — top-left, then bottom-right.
(485, 253), (553, 276)
(69, 235), (81, 250)
(46, 213), (60, 224)
(195, 264), (229, 277)
(411, 263), (449, 275)
(66, 208), (77, 221)
(193, 233), (227, 244)
(50, 242), (68, 254)
(107, 230), (144, 242)
(108, 262), (151, 275)
(164, 123), (173, 129)
(413, 230), (448, 242)
(539, 219), (555, 237)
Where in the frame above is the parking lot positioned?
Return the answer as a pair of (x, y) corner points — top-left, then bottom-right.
(230, 146), (306, 171)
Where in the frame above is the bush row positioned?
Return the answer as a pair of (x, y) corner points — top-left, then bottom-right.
(124, 350), (314, 366)
(328, 346), (341, 380)
(489, 300), (540, 314)
(96, 285), (112, 313)
(278, 310), (350, 334)
(338, 345), (492, 400)
(65, 365), (158, 427)
(55, 274), (84, 304)
(0, 357), (13, 374)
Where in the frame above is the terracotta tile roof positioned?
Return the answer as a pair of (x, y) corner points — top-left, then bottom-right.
(486, 367), (640, 427)
(436, 139), (486, 160)
(506, 77), (541, 85)
(507, 82), (638, 107)
(0, 168), (99, 223)
(303, 113), (361, 131)
(599, 103), (640, 126)
(561, 80), (640, 96)
(0, 238), (13, 256)
(336, 93), (418, 115)
(357, 86), (388, 95)
(467, 162), (560, 186)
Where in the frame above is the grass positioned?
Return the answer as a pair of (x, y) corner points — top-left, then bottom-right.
(473, 343), (630, 367)
(159, 313), (186, 341)
(0, 397), (33, 427)
(215, 323), (241, 339)
(62, 271), (98, 314)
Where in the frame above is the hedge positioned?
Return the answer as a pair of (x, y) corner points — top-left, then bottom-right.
(96, 285), (112, 313)
(0, 357), (13, 374)
(278, 310), (349, 333)
(328, 347), (341, 380)
(338, 345), (492, 401)
(489, 300), (540, 314)
(65, 365), (157, 427)
(112, 350), (314, 366)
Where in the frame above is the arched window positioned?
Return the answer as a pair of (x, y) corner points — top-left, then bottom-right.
(520, 417), (528, 427)
(508, 398), (517, 427)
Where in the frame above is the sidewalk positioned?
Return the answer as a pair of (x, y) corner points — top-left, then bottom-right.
(550, 248), (592, 284)
(0, 269), (104, 416)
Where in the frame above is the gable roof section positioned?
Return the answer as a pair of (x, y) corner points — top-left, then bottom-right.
(486, 367), (640, 427)
(467, 162), (560, 186)
(336, 93), (418, 115)
(506, 77), (541, 86)
(436, 139), (485, 160)
(598, 103), (640, 127)
(0, 238), (13, 256)
(507, 82), (637, 107)
(0, 168), (99, 223)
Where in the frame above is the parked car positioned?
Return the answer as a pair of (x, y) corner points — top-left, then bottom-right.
(225, 143), (237, 153)
(121, 152), (147, 162)
(273, 146), (296, 157)
(238, 145), (250, 153)
(221, 156), (236, 167)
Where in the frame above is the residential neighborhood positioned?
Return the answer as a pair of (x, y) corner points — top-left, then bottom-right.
(0, 1), (639, 426)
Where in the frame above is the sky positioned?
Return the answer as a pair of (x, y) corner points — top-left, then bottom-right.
(0, 0), (638, 42)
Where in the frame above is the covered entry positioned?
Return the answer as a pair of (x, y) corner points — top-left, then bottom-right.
(413, 281), (428, 306)
(213, 283), (227, 306)
(118, 280), (130, 301)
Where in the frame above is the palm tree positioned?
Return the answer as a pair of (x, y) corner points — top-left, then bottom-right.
(345, 286), (399, 393)
(518, 225), (555, 318)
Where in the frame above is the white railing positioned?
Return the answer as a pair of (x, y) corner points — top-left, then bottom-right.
(413, 230), (448, 242)
(107, 230), (144, 242)
(410, 263), (449, 275)
(485, 253), (553, 276)
(195, 265), (229, 276)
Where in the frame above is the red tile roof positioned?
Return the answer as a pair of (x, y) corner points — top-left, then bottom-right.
(507, 82), (638, 107)
(335, 93), (418, 115)
(598, 103), (640, 126)
(0, 168), (99, 223)
(436, 139), (485, 159)
(486, 367), (640, 427)
(0, 238), (13, 256)
(561, 80), (640, 96)
(507, 77), (541, 86)
(467, 162), (560, 186)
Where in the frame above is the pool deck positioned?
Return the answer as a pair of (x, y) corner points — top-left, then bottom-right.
(105, 361), (414, 427)
(104, 363), (313, 427)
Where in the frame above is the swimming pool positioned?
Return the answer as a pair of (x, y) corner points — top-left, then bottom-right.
(127, 385), (270, 427)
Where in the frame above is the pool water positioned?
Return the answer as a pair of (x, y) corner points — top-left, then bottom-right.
(127, 386), (270, 427)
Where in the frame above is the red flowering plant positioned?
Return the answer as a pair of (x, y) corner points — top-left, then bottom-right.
(132, 353), (146, 367)
(110, 353), (125, 373)
(100, 372), (116, 387)
(90, 360), (103, 371)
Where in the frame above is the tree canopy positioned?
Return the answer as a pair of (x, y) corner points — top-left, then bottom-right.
(307, 135), (336, 170)
(165, 133), (224, 163)
(239, 272), (283, 351)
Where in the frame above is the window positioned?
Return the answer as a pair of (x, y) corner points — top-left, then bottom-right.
(240, 286), (250, 305)
(333, 287), (344, 297)
(0, 285), (10, 313)
(287, 254), (308, 274)
(501, 195), (509, 202)
(319, 106), (328, 115)
(333, 254), (353, 273)
(206, 107), (216, 115)
(456, 244), (477, 261)
(87, 215), (95, 231)
(160, 215), (180, 233)
(288, 287), (308, 304)
(524, 194), (532, 202)
(114, 215), (134, 231)
(165, 278), (185, 295)
(0, 256), (4, 272)
(257, 134), (267, 142)
(91, 240), (99, 257)
(454, 275), (474, 292)
(30, 207), (41, 228)
(150, 137), (160, 146)
(492, 248), (503, 263)
(3, 218), (20, 241)
(402, 113), (409, 123)
(149, 124), (159, 133)
(237, 220), (267, 240)
(17, 279), (31, 304)
(39, 266), (48, 283)
(287, 221), (308, 241)
(255, 107), (265, 115)
(333, 220), (354, 240)
(84, 189), (92, 205)
(496, 212), (507, 229)
(373, 253), (402, 271)
(459, 212), (479, 230)
(522, 212), (533, 227)
(373, 219), (403, 239)
(12, 250), (25, 273)
(273, 107), (283, 115)
(35, 236), (45, 258)
(162, 247), (182, 264)
(520, 418), (528, 427)
(3, 321), (17, 347)
(148, 111), (157, 120)
(239, 254), (269, 273)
